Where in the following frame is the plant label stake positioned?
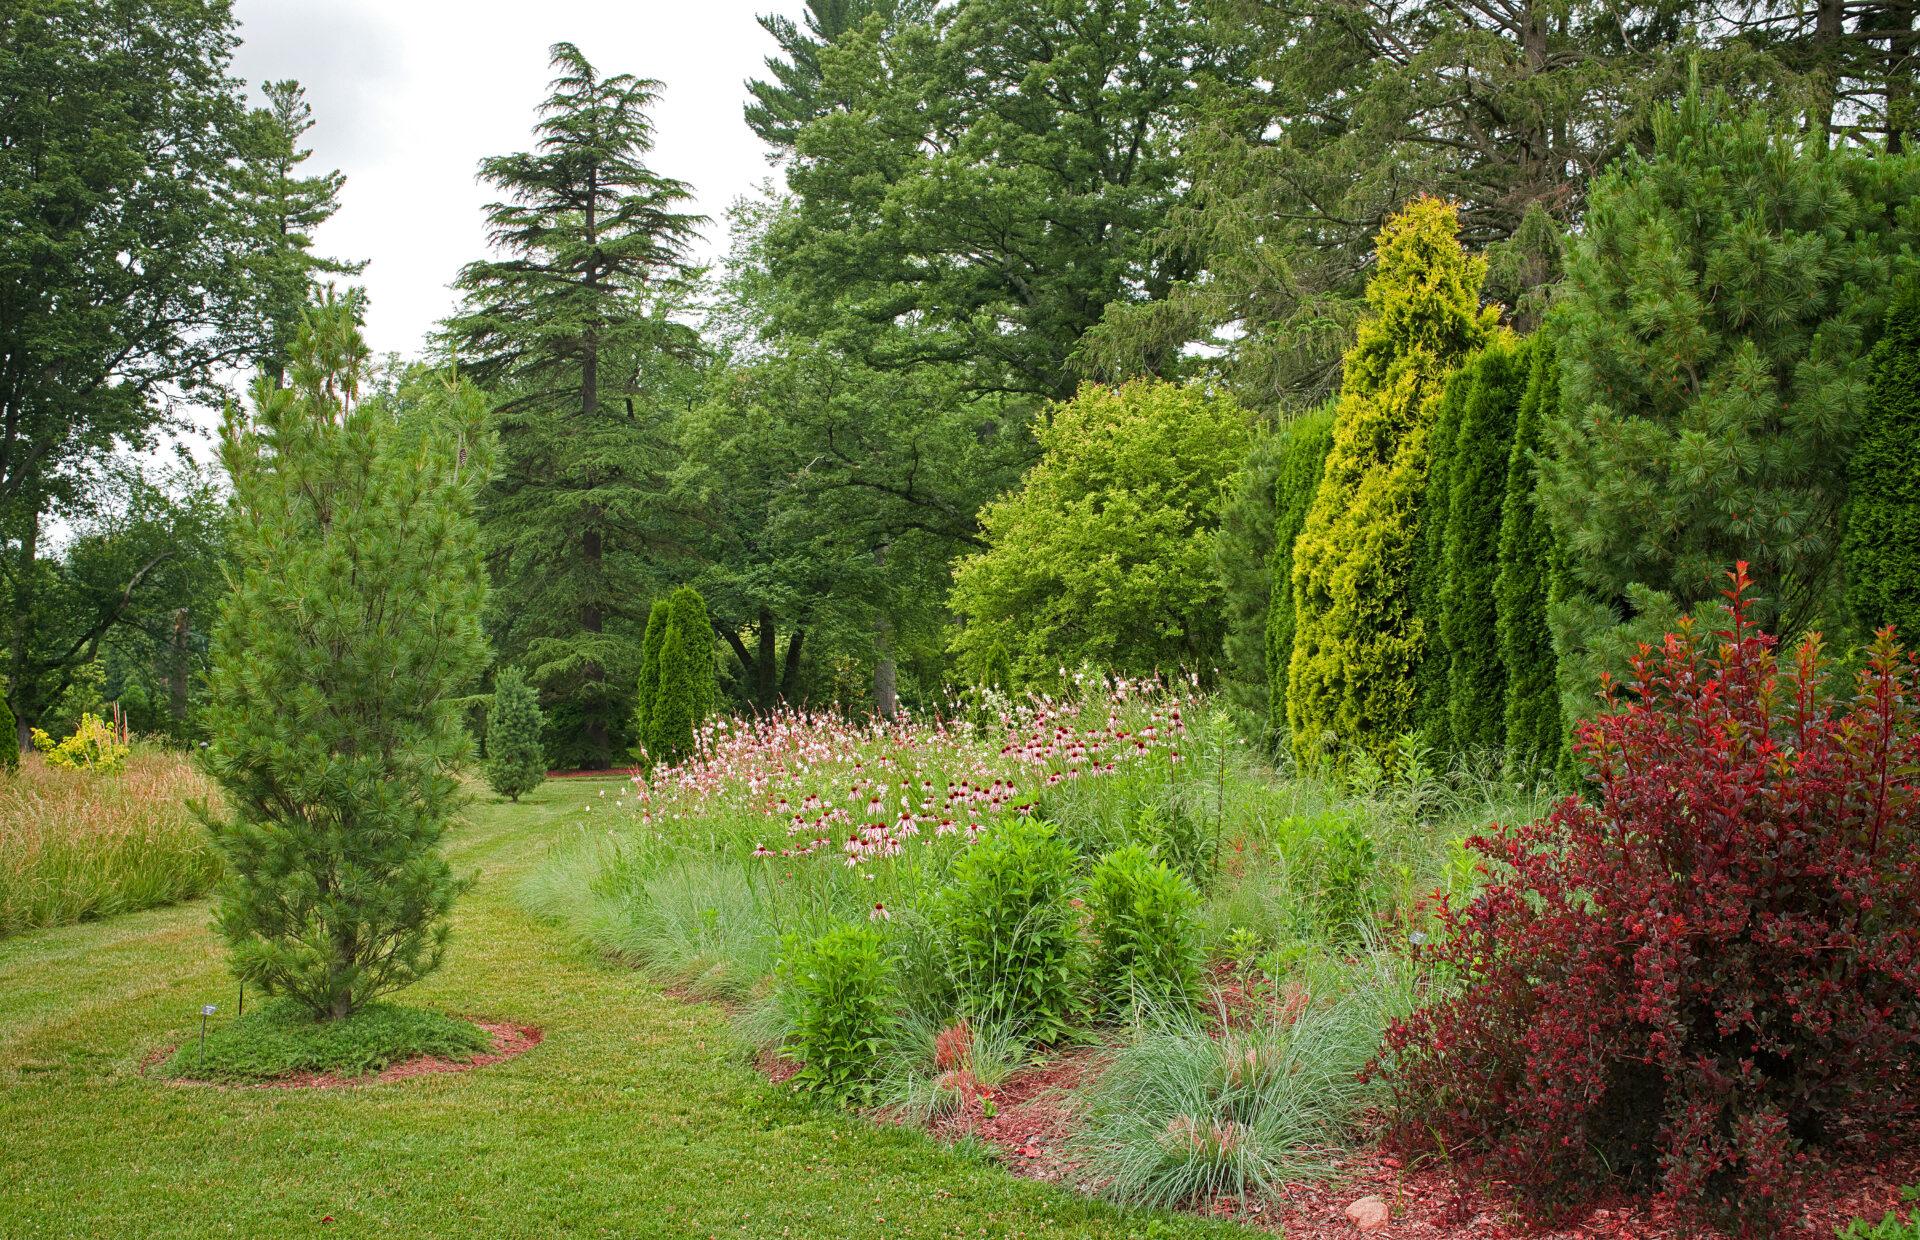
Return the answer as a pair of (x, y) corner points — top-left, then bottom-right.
(199, 1004), (217, 1061)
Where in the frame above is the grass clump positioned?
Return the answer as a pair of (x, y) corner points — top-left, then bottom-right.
(0, 747), (222, 937)
(161, 998), (492, 1083)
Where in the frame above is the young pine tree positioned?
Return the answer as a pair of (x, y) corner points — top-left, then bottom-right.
(1264, 402), (1335, 740)
(1495, 337), (1567, 774)
(203, 298), (493, 1021)
(1287, 199), (1498, 769)
(448, 42), (704, 769)
(484, 666), (547, 802)
(1843, 280), (1920, 643)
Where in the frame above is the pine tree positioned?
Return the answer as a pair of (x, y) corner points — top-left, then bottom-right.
(743, 0), (927, 153)
(632, 597), (671, 758)
(1440, 336), (1529, 756)
(1542, 86), (1920, 698)
(240, 80), (363, 384)
(1495, 337), (1566, 773)
(1264, 402), (1335, 738)
(447, 42), (704, 770)
(647, 616), (699, 767)
(203, 297), (493, 1021)
(1844, 280), (1920, 643)
(484, 666), (546, 802)
(1287, 199), (1497, 769)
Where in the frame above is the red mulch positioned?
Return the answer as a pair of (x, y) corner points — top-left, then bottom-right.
(153, 1020), (542, 1090)
(921, 1047), (1098, 1186)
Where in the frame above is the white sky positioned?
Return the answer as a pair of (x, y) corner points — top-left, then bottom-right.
(229, 0), (806, 362)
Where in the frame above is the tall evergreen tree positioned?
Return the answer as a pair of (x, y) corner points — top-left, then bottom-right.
(743, 0), (927, 154)
(484, 666), (547, 802)
(240, 79), (362, 383)
(1263, 403), (1335, 739)
(204, 298), (493, 1021)
(1441, 337), (1530, 756)
(1495, 336), (1566, 773)
(1411, 363), (1475, 751)
(665, 585), (719, 726)
(1843, 279), (1920, 641)
(1542, 86), (1920, 714)
(647, 615), (700, 767)
(632, 597), (671, 753)
(447, 42), (704, 769)
(1288, 199), (1497, 769)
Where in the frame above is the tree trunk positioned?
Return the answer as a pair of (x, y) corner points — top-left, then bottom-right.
(169, 607), (191, 734)
(1888, 0), (1917, 152)
(755, 604), (778, 711)
(781, 628), (806, 703)
(12, 507), (36, 755)
(1815, 0), (1847, 143)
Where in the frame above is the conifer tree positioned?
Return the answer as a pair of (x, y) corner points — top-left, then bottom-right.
(1287, 199), (1497, 769)
(1411, 363), (1473, 751)
(1441, 336), (1529, 756)
(666, 585), (718, 725)
(1495, 337), (1566, 773)
(632, 597), (671, 756)
(1543, 87), (1920, 700)
(1264, 403), (1335, 736)
(743, 0), (927, 153)
(647, 615), (699, 767)
(484, 666), (546, 802)
(447, 42), (703, 769)
(1843, 280), (1920, 643)
(203, 297), (493, 1021)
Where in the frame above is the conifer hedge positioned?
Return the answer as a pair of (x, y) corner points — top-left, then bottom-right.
(1263, 402), (1334, 736)
(1844, 280), (1920, 644)
(1494, 337), (1566, 773)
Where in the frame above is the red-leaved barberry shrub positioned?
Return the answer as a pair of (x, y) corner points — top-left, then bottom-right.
(1371, 564), (1920, 1232)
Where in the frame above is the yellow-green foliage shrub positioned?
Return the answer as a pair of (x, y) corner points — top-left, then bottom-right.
(1287, 198), (1497, 769)
(31, 712), (128, 772)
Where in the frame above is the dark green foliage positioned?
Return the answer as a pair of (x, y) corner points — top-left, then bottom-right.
(0, 692), (15, 772)
(935, 818), (1084, 1042)
(1215, 431), (1289, 727)
(447, 42), (704, 770)
(1086, 844), (1203, 1016)
(666, 586), (718, 725)
(1496, 338), (1567, 773)
(646, 617), (700, 768)
(204, 302), (493, 1021)
(484, 667), (546, 802)
(1844, 282), (1920, 643)
(161, 999), (490, 1084)
(632, 598), (670, 751)
(1412, 363), (1473, 751)
(1542, 87), (1920, 704)
(1440, 338), (1530, 756)
(776, 923), (900, 1105)
(743, 0), (926, 153)
(1260, 403), (1335, 740)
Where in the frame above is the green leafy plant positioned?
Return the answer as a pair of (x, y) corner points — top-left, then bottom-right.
(30, 712), (127, 772)
(1087, 844), (1204, 1016)
(484, 666), (546, 801)
(1840, 1190), (1920, 1240)
(935, 818), (1085, 1041)
(777, 922), (900, 1105)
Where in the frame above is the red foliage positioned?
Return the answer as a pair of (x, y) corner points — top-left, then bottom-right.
(1372, 564), (1920, 1231)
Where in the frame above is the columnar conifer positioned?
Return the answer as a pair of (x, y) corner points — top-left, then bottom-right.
(1287, 199), (1497, 768)
(1843, 281), (1920, 643)
(484, 666), (546, 802)
(1494, 338), (1566, 773)
(1264, 403), (1335, 735)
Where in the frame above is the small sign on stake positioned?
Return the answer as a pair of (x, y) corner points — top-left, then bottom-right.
(199, 1004), (217, 1061)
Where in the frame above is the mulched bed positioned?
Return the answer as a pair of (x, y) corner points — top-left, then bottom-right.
(150, 1020), (543, 1090)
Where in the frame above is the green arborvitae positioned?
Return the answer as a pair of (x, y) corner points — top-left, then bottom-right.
(1495, 337), (1567, 773)
(203, 298), (493, 1021)
(1411, 362), (1474, 752)
(1287, 198), (1498, 770)
(632, 598), (671, 755)
(1264, 402), (1335, 738)
(647, 616), (699, 768)
(1843, 280), (1920, 644)
(666, 585), (718, 726)
(484, 666), (546, 802)
(1441, 336), (1530, 757)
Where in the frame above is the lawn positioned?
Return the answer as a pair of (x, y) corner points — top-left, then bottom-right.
(0, 777), (1251, 1240)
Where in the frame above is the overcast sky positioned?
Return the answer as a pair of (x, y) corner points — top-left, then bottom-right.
(229, 0), (807, 362)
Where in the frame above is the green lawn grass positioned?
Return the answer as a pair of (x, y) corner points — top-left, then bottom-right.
(0, 778), (1252, 1239)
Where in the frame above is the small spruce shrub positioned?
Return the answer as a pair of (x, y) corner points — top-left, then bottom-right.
(484, 666), (546, 801)
(1373, 566), (1920, 1229)
(1087, 844), (1204, 1016)
(935, 818), (1084, 1041)
(777, 923), (899, 1105)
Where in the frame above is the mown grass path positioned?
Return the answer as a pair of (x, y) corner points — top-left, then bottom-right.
(0, 780), (1250, 1239)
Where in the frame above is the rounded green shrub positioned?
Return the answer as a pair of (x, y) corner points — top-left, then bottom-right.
(777, 922), (899, 1105)
(935, 818), (1084, 1042)
(1087, 844), (1204, 1016)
